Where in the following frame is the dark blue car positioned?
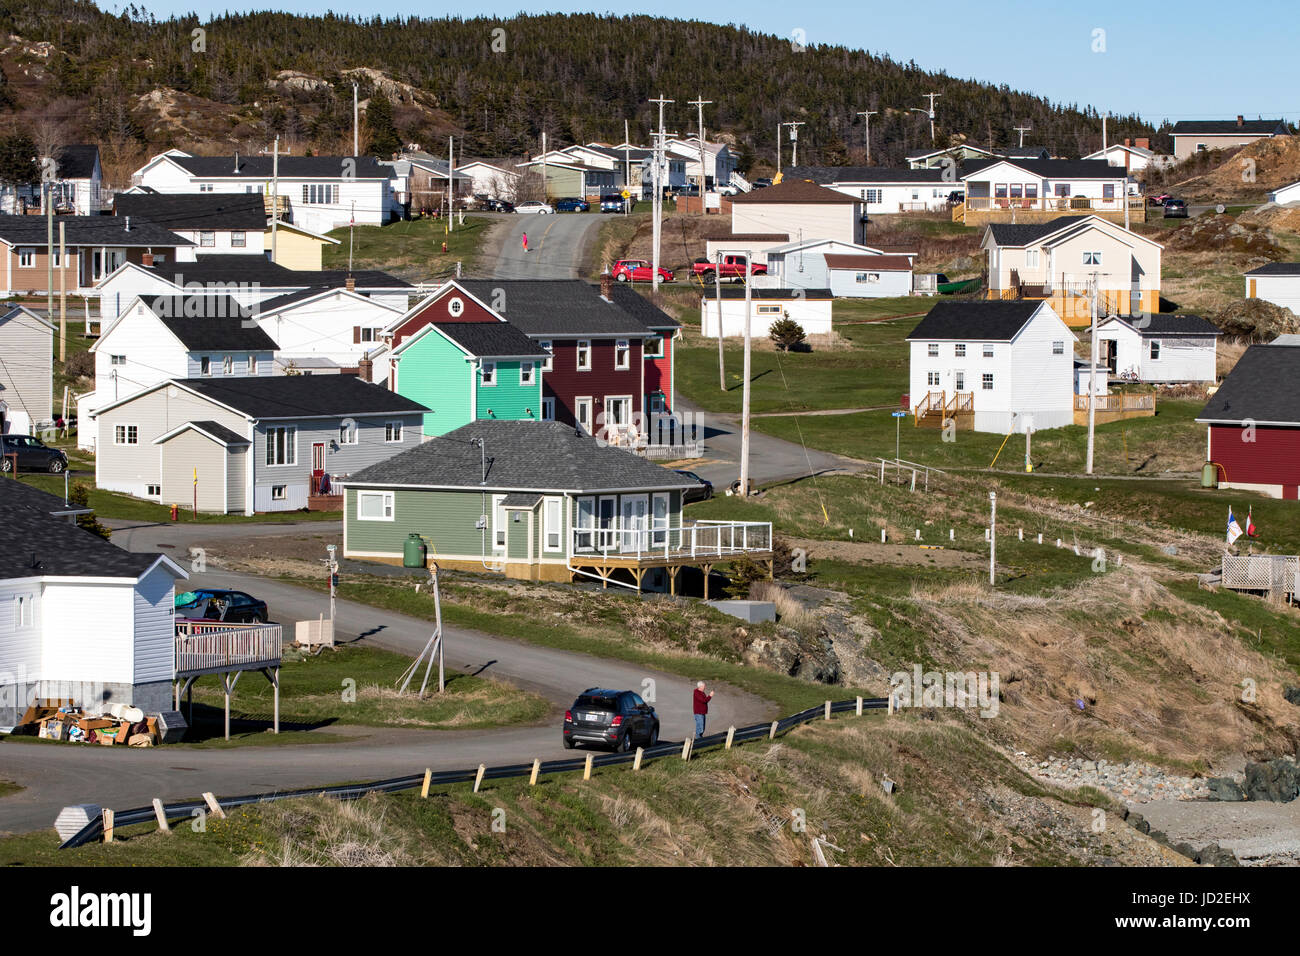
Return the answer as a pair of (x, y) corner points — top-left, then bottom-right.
(554, 197), (590, 212)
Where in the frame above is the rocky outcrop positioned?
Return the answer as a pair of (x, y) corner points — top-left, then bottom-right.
(1244, 758), (1300, 803)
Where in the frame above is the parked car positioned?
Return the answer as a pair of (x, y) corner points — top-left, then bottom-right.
(174, 588), (270, 624)
(675, 470), (713, 504)
(563, 688), (660, 751)
(692, 254), (767, 283)
(0, 434), (67, 473)
(612, 258), (674, 283)
(752, 177), (773, 188)
(716, 184), (739, 196)
(600, 194), (627, 213)
(515, 200), (554, 214)
(1163, 198), (1189, 219)
(947, 190), (965, 205)
(554, 197), (590, 212)
(481, 197), (515, 213)
(1147, 193), (1173, 207)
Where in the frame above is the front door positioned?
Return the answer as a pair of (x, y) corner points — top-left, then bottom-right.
(575, 398), (593, 435)
(621, 495), (648, 553)
(1105, 340), (1118, 375)
(312, 442), (326, 493)
(954, 371), (965, 393)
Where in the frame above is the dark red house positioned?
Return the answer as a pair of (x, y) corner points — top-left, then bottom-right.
(1197, 344), (1300, 499)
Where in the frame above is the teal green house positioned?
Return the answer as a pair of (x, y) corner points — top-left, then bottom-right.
(390, 320), (551, 436)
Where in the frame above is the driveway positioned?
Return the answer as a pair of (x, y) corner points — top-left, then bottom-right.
(0, 529), (774, 835)
(489, 212), (603, 280)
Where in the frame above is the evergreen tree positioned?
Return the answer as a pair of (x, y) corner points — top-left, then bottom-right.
(365, 93), (401, 158)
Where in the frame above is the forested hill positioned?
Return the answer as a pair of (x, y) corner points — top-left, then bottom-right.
(1, 1), (1163, 167)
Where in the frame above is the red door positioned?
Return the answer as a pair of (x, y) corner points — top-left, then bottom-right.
(312, 442), (326, 494)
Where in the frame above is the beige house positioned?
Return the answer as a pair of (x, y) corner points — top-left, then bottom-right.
(267, 220), (341, 270)
(726, 179), (867, 252)
(982, 215), (1162, 327)
(1170, 119), (1289, 162)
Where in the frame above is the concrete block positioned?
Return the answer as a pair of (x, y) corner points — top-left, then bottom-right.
(705, 600), (776, 624)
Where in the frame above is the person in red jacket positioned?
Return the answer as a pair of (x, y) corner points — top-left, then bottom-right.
(693, 681), (713, 739)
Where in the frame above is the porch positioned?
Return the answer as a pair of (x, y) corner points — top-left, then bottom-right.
(308, 472), (343, 511)
(174, 620), (284, 741)
(569, 519), (773, 597)
(1073, 392), (1156, 425)
(955, 197), (1145, 226)
(987, 284), (1152, 327)
(913, 390), (974, 429)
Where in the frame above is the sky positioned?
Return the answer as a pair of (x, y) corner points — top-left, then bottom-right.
(111, 0), (1300, 126)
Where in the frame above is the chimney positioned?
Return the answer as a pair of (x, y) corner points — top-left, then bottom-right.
(600, 271), (613, 300)
(1135, 137), (1150, 150)
(346, 275), (356, 292)
(1237, 115), (1244, 128)
(234, 150), (240, 173)
(141, 252), (153, 267)
(358, 352), (373, 383)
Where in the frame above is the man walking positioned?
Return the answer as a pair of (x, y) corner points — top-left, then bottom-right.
(693, 681), (713, 739)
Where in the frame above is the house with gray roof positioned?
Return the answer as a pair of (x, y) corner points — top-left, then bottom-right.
(342, 420), (771, 594)
(1245, 261), (1300, 316)
(958, 158), (1134, 226)
(0, 306), (53, 435)
(1170, 118), (1289, 162)
(1095, 313), (1220, 383)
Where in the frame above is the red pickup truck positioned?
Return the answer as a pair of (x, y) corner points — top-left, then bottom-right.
(693, 255), (767, 282)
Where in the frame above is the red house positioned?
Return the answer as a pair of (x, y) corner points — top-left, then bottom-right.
(1197, 344), (1300, 499)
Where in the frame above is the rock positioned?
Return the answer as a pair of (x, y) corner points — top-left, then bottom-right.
(1196, 843), (1240, 867)
(1207, 777), (1245, 801)
(1284, 686), (1300, 707)
(1244, 758), (1300, 802)
(1127, 812), (1148, 834)
(1082, 760), (1097, 772)
(1172, 841), (1198, 859)
(1148, 829), (1167, 845)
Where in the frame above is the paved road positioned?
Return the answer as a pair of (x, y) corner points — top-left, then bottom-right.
(0, 530), (773, 835)
(490, 212), (603, 280)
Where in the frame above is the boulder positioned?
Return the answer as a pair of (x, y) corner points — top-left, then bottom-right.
(1207, 777), (1246, 801)
(1196, 843), (1240, 867)
(1244, 758), (1300, 802)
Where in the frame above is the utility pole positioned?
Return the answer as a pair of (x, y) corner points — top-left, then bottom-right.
(918, 92), (941, 145)
(326, 544), (338, 626)
(45, 177), (53, 323)
(781, 122), (806, 168)
(1101, 113), (1107, 153)
(352, 82), (359, 156)
(540, 130), (547, 203)
(689, 94), (712, 196)
(1086, 273), (1098, 475)
(1014, 125), (1032, 148)
(58, 221), (66, 362)
(649, 94), (674, 295)
(624, 118), (631, 212)
(857, 110), (878, 165)
(776, 121), (782, 175)
(270, 135), (279, 263)
(716, 251), (725, 389)
(739, 248), (753, 496)
(447, 135), (455, 230)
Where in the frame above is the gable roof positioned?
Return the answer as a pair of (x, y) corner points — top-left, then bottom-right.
(137, 296), (280, 350)
(0, 215), (189, 249)
(1197, 345), (1300, 425)
(822, 253), (913, 271)
(142, 255), (412, 289)
(986, 216), (1092, 247)
(1171, 120), (1287, 136)
(255, 286), (401, 315)
(1245, 262), (1300, 277)
(1, 305), (55, 333)
(0, 501), (182, 581)
(785, 165), (956, 185)
(1099, 314), (1221, 337)
(906, 300), (1054, 342)
(154, 420), (251, 446)
(729, 179), (861, 204)
(454, 280), (653, 336)
(428, 321), (551, 359)
(607, 285), (681, 331)
(94, 375), (428, 421)
(55, 144), (100, 180)
(345, 420), (699, 493)
(113, 193), (268, 230)
(171, 154), (391, 180)
(962, 158), (1122, 180)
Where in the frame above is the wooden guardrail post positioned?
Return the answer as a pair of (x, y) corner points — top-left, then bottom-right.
(152, 798), (170, 833)
(421, 769), (432, 798)
(888, 690), (895, 715)
(769, 720), (778, 740)
(473, 764), (486, 793)
(633, 747), (644, 771)
(824, 700), (832, 721)
(529, 759), (541, 786)
(202, 792), (226, 820)
(102, 808), (114, 844)
(583, 753), (593, 780)
(856, 696), (863, 716)
(725, 726), (735, 750)
(682, 738), (692, 760)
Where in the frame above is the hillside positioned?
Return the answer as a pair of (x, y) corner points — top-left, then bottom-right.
(0, 1), (1162, 182)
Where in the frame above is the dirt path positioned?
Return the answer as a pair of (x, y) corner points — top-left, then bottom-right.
(786, 536), (985, 570)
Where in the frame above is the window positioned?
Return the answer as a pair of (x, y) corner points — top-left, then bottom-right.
(955, 343), (966, 357)
(51, 249), (61, 268)
(302, 184), (340, 204)
(1025, 184), (1038, 199)
(18, 247), (35, 268)
(231, 230), (246, 248)
(651, 492), (670, 547)
(575, 496), (595, 550)
(200, 231), (216, 247)
(271, 485), (287, 501)
(146, 484), (160, 497)
(538, 340), (553, 371)
(222, 355), (233, 375)
(384, 421), (403, 443)
(1150, 340), (1161, 360)
(266, 426), (296, 466)
(17, 594), (33, 628)
(576, 340), (591, 371)
(982, 373), (994, 390)
(994, 184), (1008, 199)
(447, 297), (465, 318)
(200, 356), (211, 376)
(927, 371), (941, 386)
(248, 353), (258, 375)
(494, 496), (507, 550)
(541, 397), (555, 421)
(1054, 183), (1071, 198)
(358, 327), (377, 343)
(756, 304), (781, 314)
(855, 272), (881, 284)
(955, 371), (965, 391)
(110, 354), (127, 366)
(1026, 249), (1039, 268)
(614, 339), (630, 370)
(198, 183), (214, 192)
(1102, 184), (1116, 200)
(927, 343), (939, 357)
(480, 362), (496, 386)
(114, 424), (138, 445)
(357, 490), (394, 521)
(606, 396), (632, 427)
(340, 420), (358, 445)
(644, 336), (663, 358)
(1052, 341), (1065, 355)
(983, 344), (994, 358)
(520, 361), (535, 385)
(544, 497), (562, 551)
(1083, 252), (1102, 266)
(1009, 184), (1023, 200)
(864, 188), (882, 204)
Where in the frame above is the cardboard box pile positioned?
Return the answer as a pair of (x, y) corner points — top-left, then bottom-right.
(16, 703), (165, 747)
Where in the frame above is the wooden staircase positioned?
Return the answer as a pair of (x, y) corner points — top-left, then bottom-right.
(913, 390), (974, 430)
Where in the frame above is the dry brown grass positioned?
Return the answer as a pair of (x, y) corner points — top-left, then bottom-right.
(1217, 339), (1249, 378)
(749, 580), (816, 625)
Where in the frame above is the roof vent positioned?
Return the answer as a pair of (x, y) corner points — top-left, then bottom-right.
(234, 150), (240, 173)
(29, 553), (42, 570)
(124, 216), (131, 233)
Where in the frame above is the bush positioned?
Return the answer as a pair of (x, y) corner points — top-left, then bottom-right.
(769, 316), (806, 351)
(63, 351), (94, 380)
(69, 482), (111, 540)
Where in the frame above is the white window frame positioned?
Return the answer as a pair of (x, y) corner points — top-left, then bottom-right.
(384, 421), (403, 443)
(614, 339), (630, 370)
(1150, 340), (1161, 360)
(110, 354), (127, 366)
(651, 492), (670, 547)
(357, 490), (395, 521)
(1083, 251), (1102, 266)
(222, 355), (233, 375)
(114, 424), (138, 446)
(200, 355), (212, 376)
(232, 230), (246, 248)
(146, 484), (161, 497)
(543, 496), (563, 552)
(340, 420), (358, 445)
(605, 395), (632, 428)
(271, 484), (287, 501)
(927, 371), (940, 387)
(266, 425), (297, 466)
(18, 247), (35, 268)
(955, 343), (966, 357)
(249, 353), (258, 375)
(927, 343), (939, 357)
(982, 373), (995, 391)
(1026, 249), (1040, 268)
(520, 361), (535, 386)
(643, 336), (663, 358)
(983, 344), (995, 358)
(538, 340), (553, 371)
(200, 231), (216, 248)
(575, 495), (595, 551)
(480, 361), (496, 386)
(575, 397), (593, 434)
(756, 304), (781, 315)
(17, 594), (34, 628)
(576, 340), (591, 371)
(1052, 340), (1065, 355)
(492, 494), (507, 551)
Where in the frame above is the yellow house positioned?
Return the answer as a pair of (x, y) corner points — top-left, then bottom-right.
(265, 220), (341, 271)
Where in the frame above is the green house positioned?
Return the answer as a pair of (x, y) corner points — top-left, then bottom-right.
(341, 420), (773, 594)
(390, 320), (550, 436)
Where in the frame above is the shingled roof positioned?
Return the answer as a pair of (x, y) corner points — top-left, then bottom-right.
(0, 215), (189, 248)
(114, 192), (268, 230)
(1244, 262), (1300, 277)
(137, 296), (280, 351)
(784, 165), (957, 184)
(143, 255), (411, 289)
(430, 321), (551, 358)
(1197, 345), (1300, 425)
(1101, 314), (1221, 337)
(171, 154), (391, 180)
(455, 280), (654, 336)
(962, 158), (1121, 180)
(986, 216), (1092, 246)
(345, 420), (700, 493)
(906, 301), (1048, 341)
(55, 145), (100, 180)
(729, 179), (860, 204)
(1171, 120), (1288, 136)
(94, 375), (428, 421)
(0, 502), (174, 580)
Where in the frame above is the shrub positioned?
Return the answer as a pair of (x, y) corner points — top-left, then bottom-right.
(63, 351), (94, 380)
(70, 482), (111, 540)
(769, 316), (806, 351)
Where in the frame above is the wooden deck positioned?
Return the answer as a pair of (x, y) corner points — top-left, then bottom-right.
(174, 621), (284, 740)
(1073, 392), (1155, 425)
(913, 390), (973, 429)
(569, 520), (773, 596)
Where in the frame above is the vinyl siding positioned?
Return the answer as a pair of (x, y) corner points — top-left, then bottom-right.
(258, 292), (398, 365)
(185, 351), (274, 378)
(730, 201), (864, 246)
(0, 581), (43, 688)
(159, 429), (229, 512)
(226, 445), (248, 513)
(1210, 424), (1300, 490)
(344, 487), (489, 558)
(41, 580), (137, 685)
(475, 359), (543, 425)
(1006, 313), (1076, 431)
(0, 310), (53, 425)
(542, 338), (643, 428)
(393, 328), (474, 436)
(133, 563), (178, 683)
(1250, 275), (1300, 314)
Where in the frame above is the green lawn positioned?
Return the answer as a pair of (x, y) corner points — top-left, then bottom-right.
(323, 215), (492, 280)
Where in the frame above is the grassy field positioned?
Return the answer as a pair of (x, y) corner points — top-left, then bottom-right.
(322, 215), (493, 281)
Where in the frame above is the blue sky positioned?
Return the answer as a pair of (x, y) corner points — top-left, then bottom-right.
(117, 1), (1299, 125)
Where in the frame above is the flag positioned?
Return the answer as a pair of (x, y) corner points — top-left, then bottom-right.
(1247, 507), (1258, 538)
(1226, 507), (1242, 546)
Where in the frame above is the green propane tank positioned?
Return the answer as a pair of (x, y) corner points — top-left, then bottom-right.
(1201, 462), (1218, 488)
(403, 533), (428, 568)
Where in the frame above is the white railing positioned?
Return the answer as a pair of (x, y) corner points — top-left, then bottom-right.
(571, 519), (772, 563)
(1222, 553), (1299, 595)
(175, 621), (283, 675)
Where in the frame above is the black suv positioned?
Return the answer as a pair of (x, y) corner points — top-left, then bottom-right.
(563, 688), (660, 751)
(1163, 198), (1189, 219)
(175, 588), (270, 624)
(0, 434), (67, 473)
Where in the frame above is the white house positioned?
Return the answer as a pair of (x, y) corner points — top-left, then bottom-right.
(961, 159), (1129, 217)
(1245, 262), (1300, 314)
(1081, 138), (1171, 175)
(112, 193), (269, 258)
(665, 138), (735, 189)
(765, 238), (893, 281)
(0, 498), (188, 724)
(1094, 314), (1220, 383)
(0, 145), (106, 216)
(0, 306), (53, 434)
(1268, 182), (1300, 205)
(131, 151), (396, 234)
(907, 300), (1077, 434)
(784, 166), (958, 213)
(384, 155), (473, 213)
(457, 161), (522, 201)
(700, 288), (833, 338)
(252, 286), (404, 374)
(820, 254), (913, 298)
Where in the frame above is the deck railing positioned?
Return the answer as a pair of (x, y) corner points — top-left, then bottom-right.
(1074, 393), (1155, 412)
(572, 519), (772, 562)
(1222, 553), (1299, 596)
(175, 621), (283, 676)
